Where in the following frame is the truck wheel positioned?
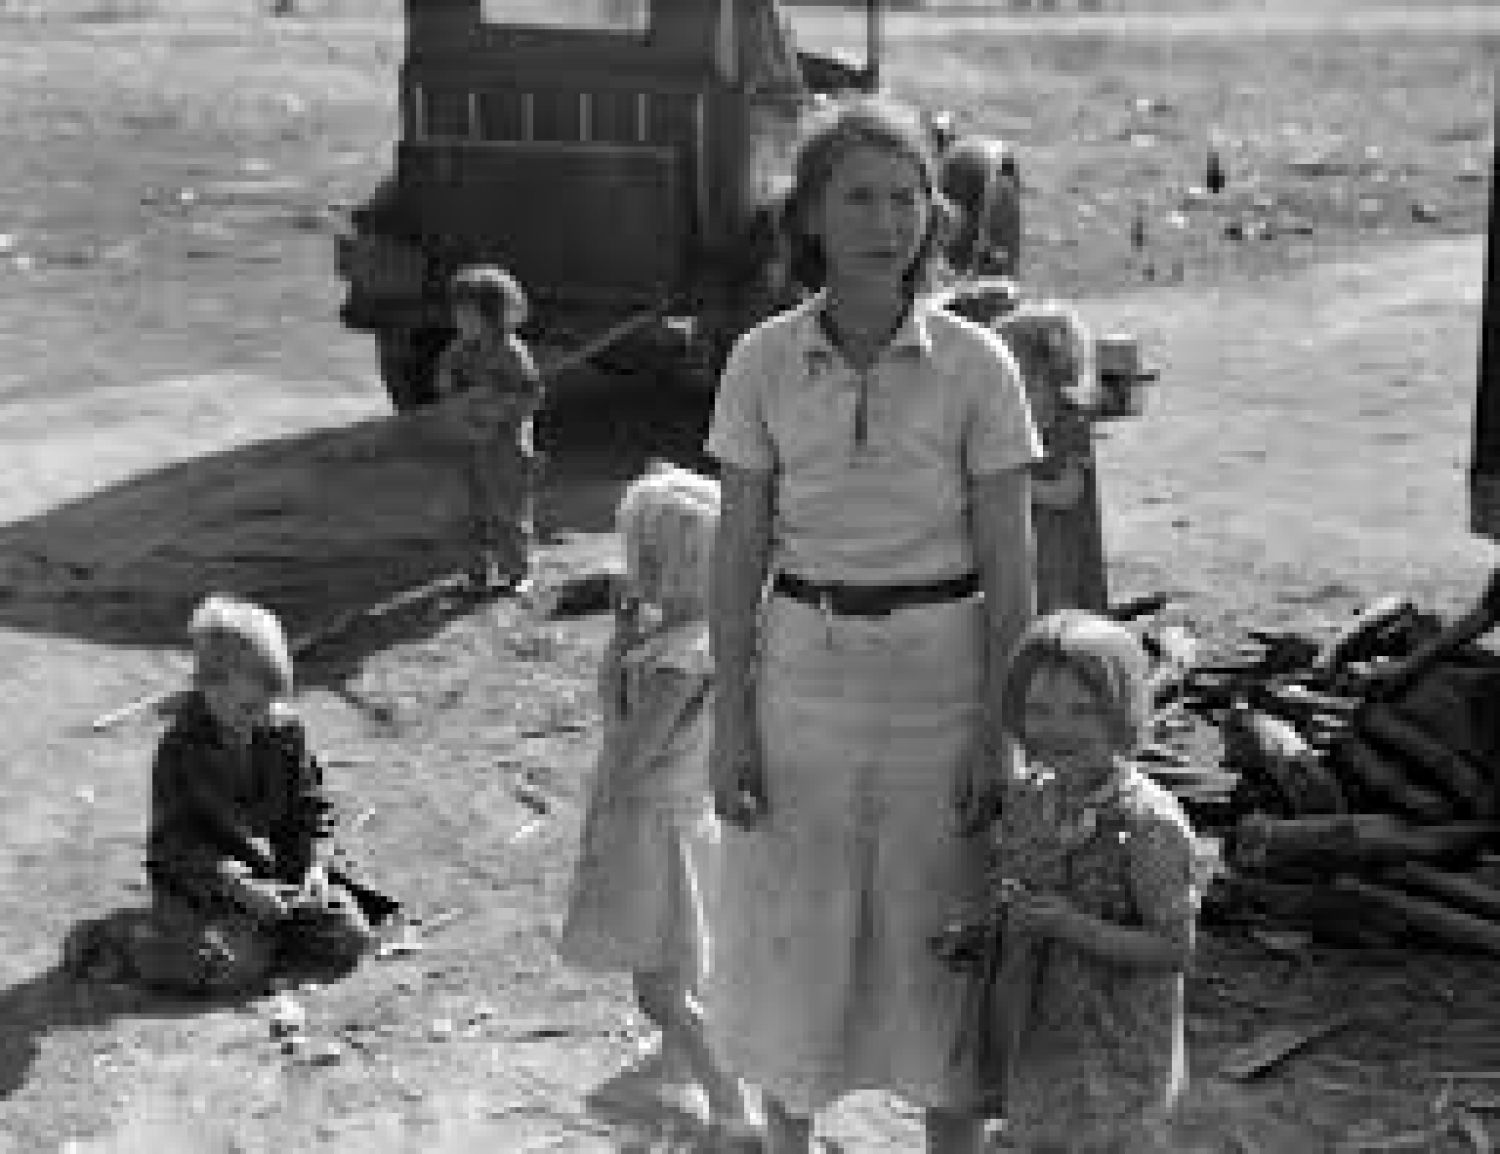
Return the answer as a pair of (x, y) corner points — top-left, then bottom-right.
(375, 326), (448, 412)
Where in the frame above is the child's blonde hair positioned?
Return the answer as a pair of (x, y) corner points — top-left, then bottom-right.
(1001, 609), (1151, 754)
(187, 594), (294, 696)
(615, 463), (721, 614)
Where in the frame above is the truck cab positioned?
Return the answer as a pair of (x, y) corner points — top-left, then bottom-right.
(337, 0), (875, 409)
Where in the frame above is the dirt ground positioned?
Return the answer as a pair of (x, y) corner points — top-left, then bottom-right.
(1, 4), (1498, 1152)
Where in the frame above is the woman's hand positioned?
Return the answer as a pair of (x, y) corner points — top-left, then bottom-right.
(712, 703), (767, 829)
(954, 727), (1006, 838)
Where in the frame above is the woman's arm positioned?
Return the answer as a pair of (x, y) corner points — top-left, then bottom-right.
(969, 467), (1037, 755)
(709, 464), (775, 821)
(710, 465), (774, 719)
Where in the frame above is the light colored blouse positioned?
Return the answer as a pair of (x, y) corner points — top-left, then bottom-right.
(706, 292), (1041, 585)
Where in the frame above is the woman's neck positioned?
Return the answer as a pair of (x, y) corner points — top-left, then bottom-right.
(822, 281), (908, 364)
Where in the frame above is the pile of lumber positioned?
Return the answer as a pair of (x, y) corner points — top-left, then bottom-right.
(1148, 592), (1500, 953)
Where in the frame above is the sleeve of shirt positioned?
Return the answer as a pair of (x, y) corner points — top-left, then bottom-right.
(1126, 806), (1202, 951)
(961, 324), (1045, 478)
(705, 330), (776, 472)
(268, 715), (337, 878)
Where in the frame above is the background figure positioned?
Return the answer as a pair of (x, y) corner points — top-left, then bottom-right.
(558, 465), (749, 1135)
(432, 264), (544, 594)
(994, 302), (1108, 615)
(129, 595), (398, 994)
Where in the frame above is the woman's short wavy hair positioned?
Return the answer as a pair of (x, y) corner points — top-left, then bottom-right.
(615, 462), (721, 613)
(188, 594), (294, 696)
(780, 95), (954, 296)
(1001, 609), (1152, 754)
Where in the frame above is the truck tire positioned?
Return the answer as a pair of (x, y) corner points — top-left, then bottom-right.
(374, 326), (448, 412)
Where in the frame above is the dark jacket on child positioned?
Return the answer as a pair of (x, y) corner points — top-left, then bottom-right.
(146, 691), (398, 928)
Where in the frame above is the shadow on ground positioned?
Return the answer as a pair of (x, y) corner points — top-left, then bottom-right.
(0, 908), (267, 1106)
(0, 375), (713, 678)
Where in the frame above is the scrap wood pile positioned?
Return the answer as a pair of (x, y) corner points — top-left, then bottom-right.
(1125, 592), (1500, 954)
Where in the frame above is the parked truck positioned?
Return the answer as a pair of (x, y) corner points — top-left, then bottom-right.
(333, 0), (1022, 410)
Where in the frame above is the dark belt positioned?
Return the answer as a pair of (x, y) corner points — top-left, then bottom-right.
(772, 571), (979, 617)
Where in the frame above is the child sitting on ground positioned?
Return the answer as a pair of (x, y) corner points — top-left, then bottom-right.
(558, 464), (748, 1135)
(127, 594), (399, 994)
(433, 264), (545, 594)
(968, 610), (1212, 1152)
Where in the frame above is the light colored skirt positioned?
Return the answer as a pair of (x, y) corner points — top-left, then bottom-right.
(707, 593), (989, 1116)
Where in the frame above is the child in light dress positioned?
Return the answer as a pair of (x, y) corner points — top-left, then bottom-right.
(977, 610), (1211, 1152)
(558, 464), (747, 1132)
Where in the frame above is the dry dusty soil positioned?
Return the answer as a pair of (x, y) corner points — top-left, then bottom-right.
(0, 4), (1499, 1152)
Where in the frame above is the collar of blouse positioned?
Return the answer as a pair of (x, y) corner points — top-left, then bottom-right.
(801, 291), (936, 375)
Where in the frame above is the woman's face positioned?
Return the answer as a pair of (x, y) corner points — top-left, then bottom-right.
(1021, 663), (1120, 780)
(807, 143), (930, 291)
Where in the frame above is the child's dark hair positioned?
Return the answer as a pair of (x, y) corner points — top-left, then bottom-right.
(450, 264), (528, 328)
(780, 96), (953, 296)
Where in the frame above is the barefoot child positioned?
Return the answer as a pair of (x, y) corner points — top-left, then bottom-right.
(558, 465), (747, 1130)
(131, 595), (399, 993)
(981, 610), (1210, 1152)
(433, 264), (544, 594)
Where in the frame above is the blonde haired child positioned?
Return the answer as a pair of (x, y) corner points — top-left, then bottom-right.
(558, 464), (747, 1131)
(130, 594), (399, 993)
(979, 610), (1209, 1152)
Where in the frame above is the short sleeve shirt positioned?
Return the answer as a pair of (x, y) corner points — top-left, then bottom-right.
(705, 293), (1042, 583)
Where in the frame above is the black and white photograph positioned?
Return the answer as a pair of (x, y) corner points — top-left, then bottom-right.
(0, 0), (1497, 1150)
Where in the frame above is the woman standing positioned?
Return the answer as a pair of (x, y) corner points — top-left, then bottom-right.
(705, 98), (1041, 1154)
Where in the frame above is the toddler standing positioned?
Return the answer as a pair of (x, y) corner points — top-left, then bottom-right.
(433, 264), (544, 594)
(558, 464), (747, 1133)
(978, 610), (1210, 1152)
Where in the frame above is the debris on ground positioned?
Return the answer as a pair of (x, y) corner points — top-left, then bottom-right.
(1122, 586), (1500, 953)
(1220, 1013), (1356, 1081)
